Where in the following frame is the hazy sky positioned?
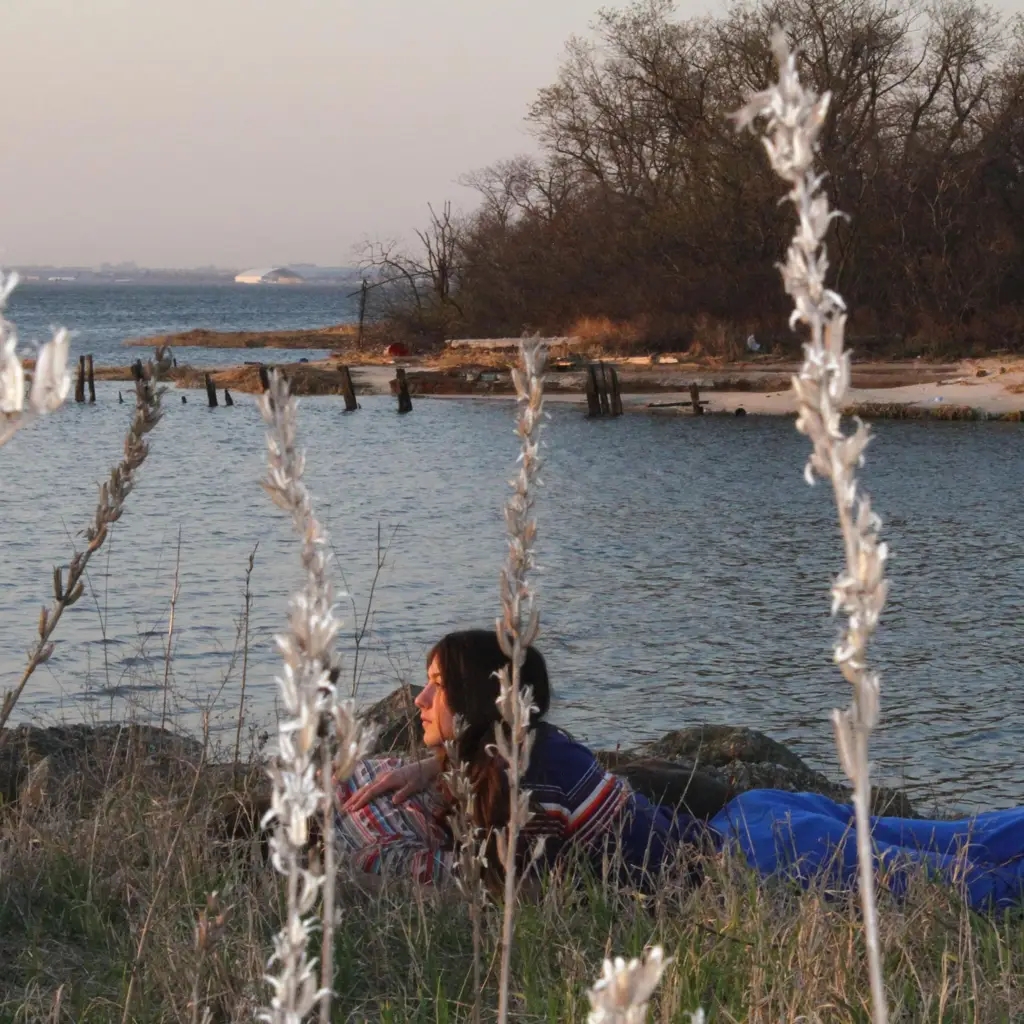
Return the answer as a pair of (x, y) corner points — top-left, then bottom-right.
(3, 0), (1019, 269)
(4, 0), (706, 268)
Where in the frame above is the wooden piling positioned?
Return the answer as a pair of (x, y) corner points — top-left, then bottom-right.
(598, 362), (612, 416)
(130, 359), (151, 403)
(223, 389), (234, 406)
(689, 382), (704, 416)
(395, 368), (413, 414)
(608, 364), (623, 416)
(86, 355), (96, 403)
(357, 280), (369, 352)
(585, 365), (601, 417)
(258, 364), (271, 391)
(585, 362), (622, 417)
(205, 374), (218, 408)
(75, 356), (86, 403)
(339, 365), (358, 412)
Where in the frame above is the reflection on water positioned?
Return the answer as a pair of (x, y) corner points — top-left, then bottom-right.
(2, 384), (1022, 810)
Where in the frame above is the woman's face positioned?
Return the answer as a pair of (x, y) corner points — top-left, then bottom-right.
(415, 655), (455, 748)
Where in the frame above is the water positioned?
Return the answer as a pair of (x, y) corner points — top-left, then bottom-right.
(2, 287), (1022, 810)
(7, 282), (358, 367)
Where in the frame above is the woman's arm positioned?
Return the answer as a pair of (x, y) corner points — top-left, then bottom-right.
(341, 753), (442, 812)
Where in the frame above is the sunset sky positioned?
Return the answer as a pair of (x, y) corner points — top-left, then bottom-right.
(1, 0), (1017, 268)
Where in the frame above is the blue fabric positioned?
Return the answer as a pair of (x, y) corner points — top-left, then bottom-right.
(710, 789), (1024, 910)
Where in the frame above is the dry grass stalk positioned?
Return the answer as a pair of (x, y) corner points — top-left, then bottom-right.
(0, 269), (71, 448)
(736, 32), (891, 1024)
(442, 734), (489, 1024)
(493, 334), (547, 1024)
(161, 525), (183, 732)
(234, 542), (259, 765)
(257, 370), (368, 1024)
(120, 713), (210, 1024)
(0, 346), (171, 734)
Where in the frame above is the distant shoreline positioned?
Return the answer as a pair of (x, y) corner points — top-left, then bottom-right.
(122, 325), (355, 350)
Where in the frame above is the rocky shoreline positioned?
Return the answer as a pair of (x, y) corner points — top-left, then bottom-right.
(1, 685), (918, 831)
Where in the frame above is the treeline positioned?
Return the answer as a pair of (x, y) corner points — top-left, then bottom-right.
(363, 0), (1024, 357)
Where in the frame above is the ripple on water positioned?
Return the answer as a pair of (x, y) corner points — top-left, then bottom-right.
(2, 390), (1023, 809)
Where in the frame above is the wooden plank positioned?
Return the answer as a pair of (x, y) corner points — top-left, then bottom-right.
(340, 365), (358, 412)
(395, 368), (412, 413)
(585, 364), (601, 417)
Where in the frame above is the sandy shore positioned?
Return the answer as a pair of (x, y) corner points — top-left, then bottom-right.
(348, 359), (1024, 418)
(93, 354), (1024, 418)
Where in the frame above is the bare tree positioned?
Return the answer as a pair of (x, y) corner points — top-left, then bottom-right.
(359, 202), (464, 338)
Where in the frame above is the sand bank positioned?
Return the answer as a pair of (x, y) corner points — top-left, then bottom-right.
(91, 355), (1024, 419)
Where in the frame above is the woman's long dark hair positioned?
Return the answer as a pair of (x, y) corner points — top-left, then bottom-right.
(427, 629), (550, 834)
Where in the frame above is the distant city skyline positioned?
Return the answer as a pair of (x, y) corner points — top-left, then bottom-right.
(1, 0), (682, 268)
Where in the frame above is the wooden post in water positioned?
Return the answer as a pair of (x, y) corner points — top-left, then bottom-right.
(75, 356), (86, 403)
(130, 359), (152, 403)
(584, 364), (601, 417)
(598, 362), (612, 416)
(608, 364), (623, 416)
(86, 355), (96, 403)
(205, 373), (218, 408)
(339, 365), (358, 412)
(395, 368), (413, 414)
(689, 381), (704, 416)
(258, 364), (271, 392)
(357, 279), (369, 352)
(223, 389), (234, 406)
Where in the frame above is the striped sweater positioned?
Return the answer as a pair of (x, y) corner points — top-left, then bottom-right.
(335, 724), (682, 884)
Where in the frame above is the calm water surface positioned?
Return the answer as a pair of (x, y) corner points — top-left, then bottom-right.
(7, 282), (357, 367)
(2, 286), (1022, 810)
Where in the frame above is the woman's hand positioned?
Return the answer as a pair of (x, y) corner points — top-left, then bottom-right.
(341, 756), (441, 813)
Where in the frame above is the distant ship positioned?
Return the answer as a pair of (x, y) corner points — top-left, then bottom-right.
(234, 267), (304, 285)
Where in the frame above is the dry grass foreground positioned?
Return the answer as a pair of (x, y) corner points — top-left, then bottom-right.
(1, 727), (1021, 1023)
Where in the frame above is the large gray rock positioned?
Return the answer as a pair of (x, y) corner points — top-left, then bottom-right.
(638, 725), (808, 771)
(0, 722), (205, 807)
(363, 684), (424, 755)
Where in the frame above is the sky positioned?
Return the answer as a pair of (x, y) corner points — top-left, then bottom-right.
(3, 0), (700, 269)
(2, 0), (1020, 269)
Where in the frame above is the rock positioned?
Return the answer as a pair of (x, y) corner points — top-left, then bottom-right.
(0, 723), (204, 807)
(596, 752), (731, 819)
(362, 684), (424, 755)
(637, 725), (809, 772)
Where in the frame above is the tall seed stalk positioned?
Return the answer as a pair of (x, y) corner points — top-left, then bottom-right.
(587, 947), (675, 1024)
(257, 371), (367, 1024)
(494, 335), (547, 1024)
(736, 32), (890, 1024)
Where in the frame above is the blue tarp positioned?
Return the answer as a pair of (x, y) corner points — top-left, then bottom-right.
(709, 789), (1024, 910)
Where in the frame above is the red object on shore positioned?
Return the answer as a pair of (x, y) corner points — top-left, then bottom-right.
(385, 342), (410, 357)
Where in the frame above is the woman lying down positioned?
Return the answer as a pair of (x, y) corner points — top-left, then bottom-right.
(337, 630), (1024, 910)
